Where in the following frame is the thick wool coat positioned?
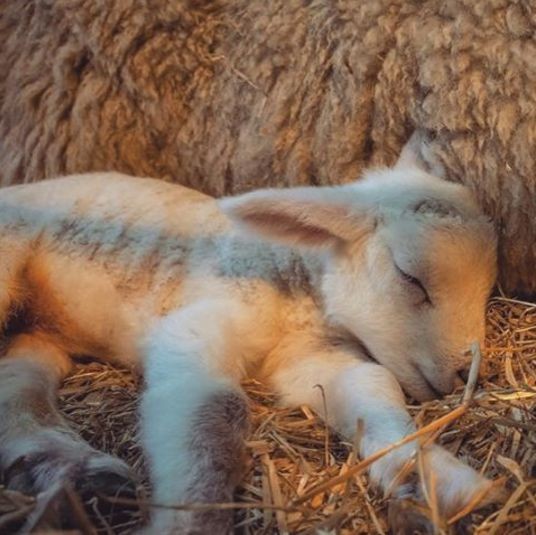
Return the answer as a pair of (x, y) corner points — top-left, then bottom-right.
(0, 0), (534, 294)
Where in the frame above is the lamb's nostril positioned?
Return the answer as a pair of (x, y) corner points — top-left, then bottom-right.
(458, 367), (470, 383)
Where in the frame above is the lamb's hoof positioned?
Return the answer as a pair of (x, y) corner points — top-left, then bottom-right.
(388, 497), (435, 535)
(5, 449), (141, 528)
(138, 508), (234, 535)
(6, 449), (137, 492)
(75, 454), (139, 502)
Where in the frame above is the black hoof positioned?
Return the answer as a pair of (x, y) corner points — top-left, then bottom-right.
(388, 497), (436, 534)
(3, 450), (142, 530)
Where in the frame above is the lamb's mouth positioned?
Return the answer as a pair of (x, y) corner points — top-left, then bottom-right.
(411, 363), (461, 401)
(326, 325), (452, 401)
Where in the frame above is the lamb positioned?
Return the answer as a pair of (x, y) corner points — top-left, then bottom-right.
(0, 0), (534, 296)
(0, 144), (501, 533)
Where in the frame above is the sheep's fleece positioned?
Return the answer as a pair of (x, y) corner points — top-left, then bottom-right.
(1, 0), (534, 295)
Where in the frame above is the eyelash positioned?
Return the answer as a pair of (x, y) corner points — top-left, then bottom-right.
(395, 266), (432, 305)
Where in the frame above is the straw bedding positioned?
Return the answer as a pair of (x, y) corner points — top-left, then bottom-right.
(0, 296), (534, 534)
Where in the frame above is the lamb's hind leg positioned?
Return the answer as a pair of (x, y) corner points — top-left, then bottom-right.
(0, 333), (138, 507)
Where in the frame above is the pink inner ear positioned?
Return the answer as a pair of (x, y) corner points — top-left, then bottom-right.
(239, 210), (339, 247)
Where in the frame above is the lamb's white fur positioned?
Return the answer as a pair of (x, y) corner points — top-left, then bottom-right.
(0, 148), (499, 533)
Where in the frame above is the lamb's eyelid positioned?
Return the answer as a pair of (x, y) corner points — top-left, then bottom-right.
(395, 264), (432, 304)
(395, 265), (420, 285)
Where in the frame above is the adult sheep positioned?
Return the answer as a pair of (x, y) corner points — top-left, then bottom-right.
(0, 0), (534, 295)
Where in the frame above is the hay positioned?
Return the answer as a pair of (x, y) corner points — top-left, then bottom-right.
(0, 296), (534, 534)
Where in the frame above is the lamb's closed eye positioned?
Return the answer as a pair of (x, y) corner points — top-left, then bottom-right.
(395, 264), (432, 305)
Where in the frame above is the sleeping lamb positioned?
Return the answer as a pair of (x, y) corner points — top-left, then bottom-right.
(0, 147), (501, 533)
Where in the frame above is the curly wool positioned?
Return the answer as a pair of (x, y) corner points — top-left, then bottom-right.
(0, 0), (534, 295)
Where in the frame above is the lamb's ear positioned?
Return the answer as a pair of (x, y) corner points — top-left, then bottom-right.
(220, 187), (370, 248)
(395, 131), (429, 171)
(395, 130), (447, 178)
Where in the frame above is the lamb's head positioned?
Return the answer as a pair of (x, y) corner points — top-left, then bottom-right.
(221, 167), (497, 402)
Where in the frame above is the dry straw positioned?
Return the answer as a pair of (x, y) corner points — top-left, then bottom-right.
(0, 296), (534, 533)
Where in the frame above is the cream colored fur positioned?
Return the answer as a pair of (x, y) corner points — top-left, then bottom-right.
(0, 154), (499, 532)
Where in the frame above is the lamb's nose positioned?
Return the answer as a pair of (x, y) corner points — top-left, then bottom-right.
(457, 342), (483, 384)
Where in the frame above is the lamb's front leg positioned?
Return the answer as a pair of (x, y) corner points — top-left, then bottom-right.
(268, 351), (497, 531)
(140, 301), (252, 534)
